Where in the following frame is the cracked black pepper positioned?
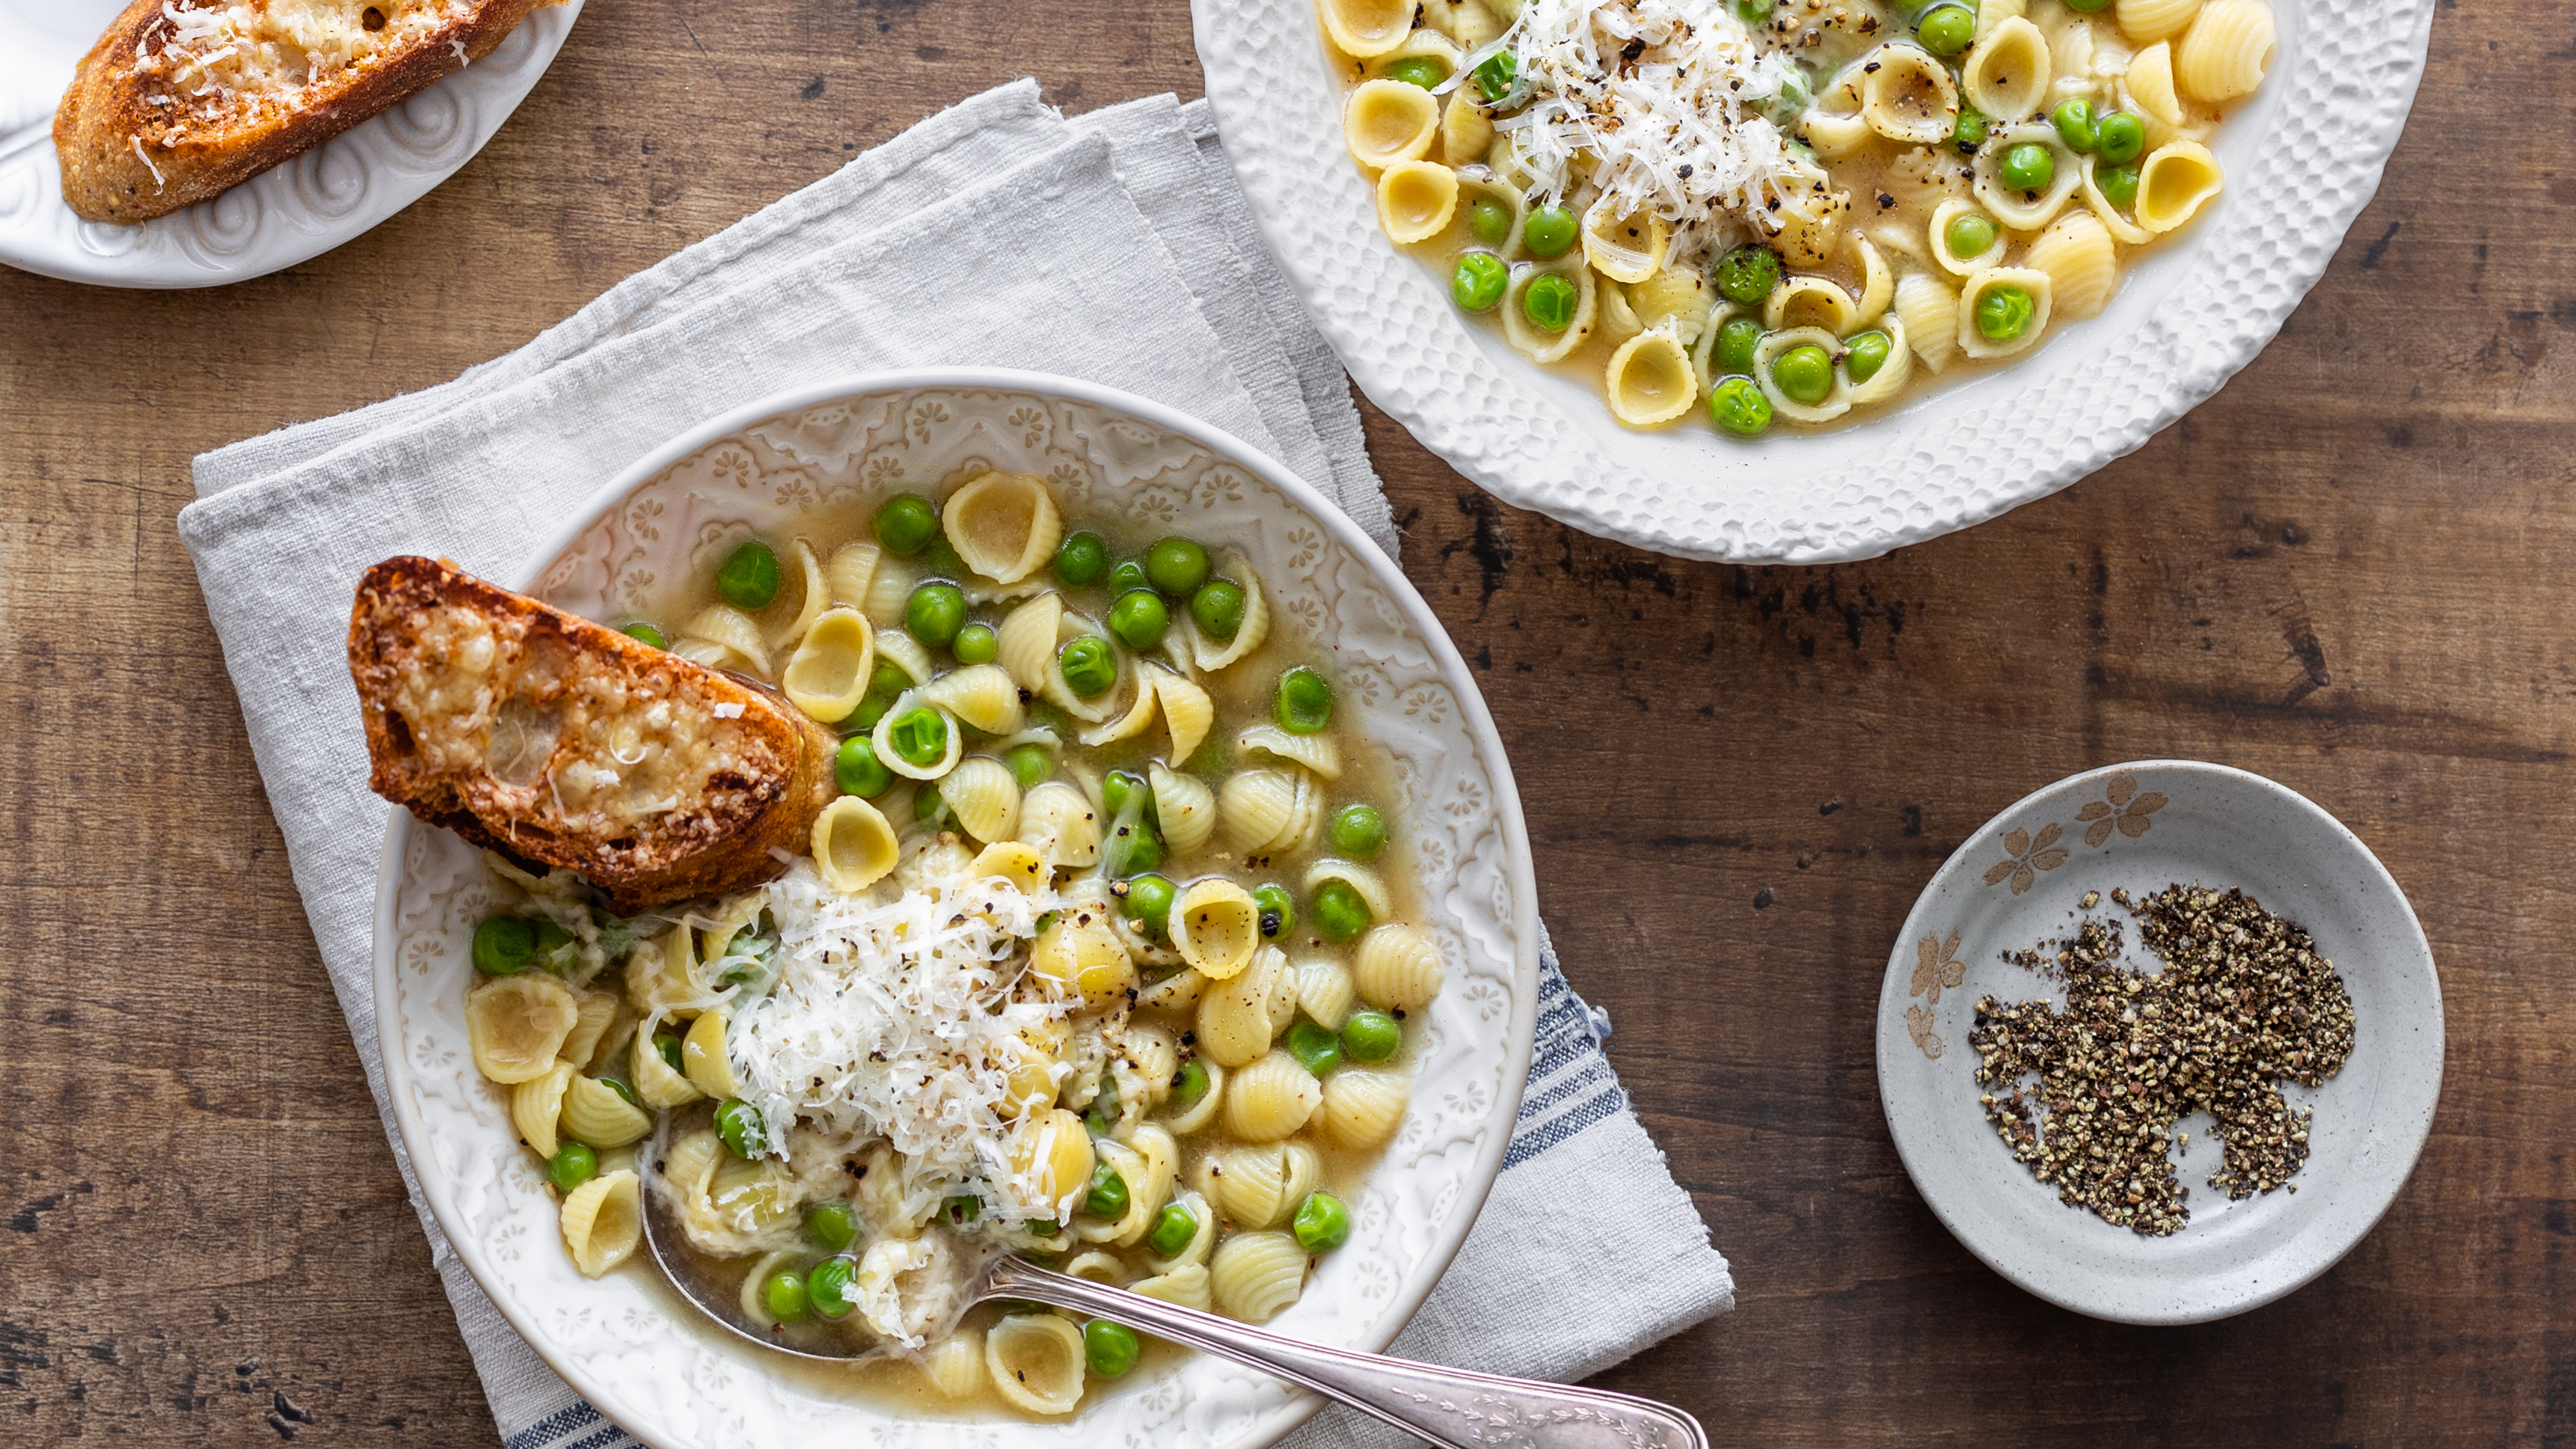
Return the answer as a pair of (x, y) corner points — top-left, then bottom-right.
(1968, 883), (2357, 1237)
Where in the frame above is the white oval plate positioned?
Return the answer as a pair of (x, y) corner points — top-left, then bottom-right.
(1876, 761), (2441, 1323)
(372, 368), (1542, 1448)
(1194, 0), (2435, 563)
(0, 0), (579, 289)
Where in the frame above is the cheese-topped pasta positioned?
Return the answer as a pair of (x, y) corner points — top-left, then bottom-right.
(443, 472), (1438, 1419)
(1330, 0), (2271, 432)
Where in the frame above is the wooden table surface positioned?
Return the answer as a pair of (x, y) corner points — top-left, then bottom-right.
(4, 0), (2566, 1442)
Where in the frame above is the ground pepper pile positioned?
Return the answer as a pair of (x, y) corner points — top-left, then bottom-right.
(1967, 884), (2358, 1237)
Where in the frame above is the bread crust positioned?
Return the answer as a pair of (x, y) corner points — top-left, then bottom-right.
(349, 556), (840, 916)
(55, 0), (546, 224)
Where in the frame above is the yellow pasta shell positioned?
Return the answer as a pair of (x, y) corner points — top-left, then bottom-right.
(813, 795), (900, 892)
(510, 1062), (574, 1159)
(2023, 209), (2118, 320)
(559, 1073), (652, 1148)
(1320, 0), (1413, 58)
(681, 1008), (737, 1099)
(942, 472), (1064, 586)
(1210, 1230), (1308, 1323)
(2175, 0), (2274, 102)
(675, 601), (770, 677)
(1376, 159), (1459, 245)
(1027, 913), (1135, 1010)
(1170, 878), (1261, 979)
(465, 974), (580, 1084)
(826, 539), (881, 607)
(1221, 1049), (1324, 1142)
(1345, 79), (1438, 171)
(2135, 141), (2224, 233)
(1603, 329), (1699, 428)
(1149, 763), (1218, 857)
(921, 663), (1026, 735)
(917, 1330), (984, 1398)
(559, 990), (621, 1071)
(1209, 1141), (1321, 1228)
(632, 1017), (706, 1109)
(969, 840), (1048, 893)
(984, 1313), (1085, 1415)
(1353, 923), (1444, 1013)
(1321, 1069), (1411, 1149)
(781, 607), (875, 723)
(559, 1169), (643, 1278)
(1155, 673), (1216, 763)
(1016, 781), (1101, 868)
(1011, 1108), (1097, 1215)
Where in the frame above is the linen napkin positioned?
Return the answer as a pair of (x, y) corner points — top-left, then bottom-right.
(176, 81), (1734, 1449)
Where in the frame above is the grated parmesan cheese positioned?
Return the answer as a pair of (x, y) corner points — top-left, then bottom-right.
(1481, 0), (1818, 266)
(723, 863), (1072, 1232)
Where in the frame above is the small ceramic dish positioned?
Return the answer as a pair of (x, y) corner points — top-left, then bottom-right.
(1877, 760), (2441, 1324)
(371, 368), (1542, 1448)
(0, 0), (580, 288)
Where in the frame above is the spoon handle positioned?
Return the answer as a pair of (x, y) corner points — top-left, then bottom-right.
(985, 1259), (1705, 1449)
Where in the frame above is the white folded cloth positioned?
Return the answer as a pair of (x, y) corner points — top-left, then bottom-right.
(176, 81), (1733, 1449)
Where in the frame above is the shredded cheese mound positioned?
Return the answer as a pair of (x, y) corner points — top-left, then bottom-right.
(1488, 0), (1814, 266)
(725, 863), (1069, 1230)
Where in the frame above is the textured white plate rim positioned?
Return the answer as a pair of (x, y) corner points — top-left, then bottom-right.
(1193, 0), (2438, 563)
(370, 365), (1545, 1448)
(0, 0), (580, 290)
(1875, 759), (2443, 1325)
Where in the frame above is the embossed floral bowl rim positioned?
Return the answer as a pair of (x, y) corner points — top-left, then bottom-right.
(371, 367), (1542, 1449)
(1192, 0), (2435, 563)
(0, 0), (580, 289)
(1876, 760), (2441, 1324)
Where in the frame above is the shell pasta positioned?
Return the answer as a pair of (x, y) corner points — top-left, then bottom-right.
(1327, 0), (2271, 433)
(444, 472), (1438, 1418)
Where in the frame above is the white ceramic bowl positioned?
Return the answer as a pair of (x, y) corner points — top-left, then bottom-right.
(0, 0), (580, 288)
(1876, 760), (2441, 1323)
(1194, 0), (2435, 563)
(371, 369), (1542, 1448)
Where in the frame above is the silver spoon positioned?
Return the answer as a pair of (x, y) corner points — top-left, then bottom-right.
(642, 1184), (1705, 1448)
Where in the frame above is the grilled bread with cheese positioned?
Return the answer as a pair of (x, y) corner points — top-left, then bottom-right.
(55, 0), (551, 224)
(349, 557), (840, 915)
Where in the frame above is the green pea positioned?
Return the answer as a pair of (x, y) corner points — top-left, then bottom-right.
(1717, 315), (1764, 376)
(952, 622), (999, 664)
(1085, 1079), (1118, 1138)
(886, 707), (949, 768)
(1292, 1192), (1352, 1253)
(1084, 1319), (1141, 1379)
(1714, 245), (1781, 305)
(533, 918), (577, 973)
(870, 660), (912, 698)
(945, 1193), (982, 1225)
(904, 583), (967, 649)
(807, 1255), (858, 1319)
(1916, 2), (1973, 57)
(2000, 142), (2055, 192)
(761, 1268), (810, 1323)
(2095, 110), (2145, 165)
(1147, 1201), (1199, 1257)
(1843, 331), (1893, 385)
(715, 541), (782, 610)
(850, 696), (892, 732)
(805, 1201), (857, 1252)
(1975, 284), (2037, 342)
(1121, 873), (1177, 939)
(1108, 558), (1150, 595)
(1521, 274), (1578, 332)
(1452, 251), (1509, 311)
(1313, 880), (1371, 943)
(2097, 162), (2141, 210)
(472, 916), (536, 976)
(874, 494), (939, 555)
(1521, 205), (1577, 259)
(1254, 883), (1296, 939)
(1103, 769), (1141, 817)
(1275, 665), (1334, 732)
(2052, 98), (2098, 153)
(827, 736), (886, 798)
(1772, 343), (1834, 405)
(1170, 1058), (1209, 1109)
(1384, 55), (1444, 89)
(1287, 1020), (1343, 1075)
(1470, 49), (1516, 103)
(1006, 742), (1053, 789)
(598, 1076), (642, 1111)
(917, 785), (954, 827)
(1053, 531), (1108, 586)
(1084, 1162), (1129, 1219)
(1329, 803), (1387, 859)
(619, 622), (666, 649)
(654, 1032), (683, 1072)
(1732, 0), (1770, 21)
(1749, 64), (1814, 128)
(716, 1097), (768, 1159)
(1954, 103), (1990, 153)
(1945, 211), (1996, 260)
(546, 1142), (598, 1195)
(1469, 200), (1511, 248)
(1057, 637), (1116, 698)
(1110, 589), (1169, 651)
(1191, 580), (1247, 641)
(1342, 1009), (1403, 1063)
(1146, 538), (1210, 595)
(2062, 0), (2112, 9)
(1708, 376), (1773, 437)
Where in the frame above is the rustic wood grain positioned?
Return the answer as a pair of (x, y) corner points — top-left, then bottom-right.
(1, 0), (2568, 1442)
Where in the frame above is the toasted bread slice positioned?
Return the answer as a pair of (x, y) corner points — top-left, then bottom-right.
(55, 0), (548, 224)
(349, 557), (840, 916)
